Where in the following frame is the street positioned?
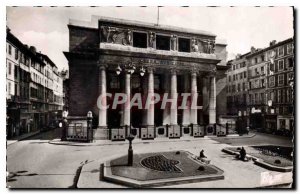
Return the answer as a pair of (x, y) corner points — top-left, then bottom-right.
(6, 129), (293, 188)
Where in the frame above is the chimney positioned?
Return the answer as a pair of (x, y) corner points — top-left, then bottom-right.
(269, 40), (276, 46)
(250, 46), (256, 53)
(29, 46), (37, 55)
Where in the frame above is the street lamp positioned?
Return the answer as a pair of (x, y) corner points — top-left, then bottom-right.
(61, 110), (68, 141)
(87, 111), (93, 142)
(116, 65), (122, 75)
(115, 62), (146, 76)
(140, 66), (146, 77)
(126, 133), (135, 166)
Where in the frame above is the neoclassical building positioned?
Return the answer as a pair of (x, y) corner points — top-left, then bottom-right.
(64, 16), (228, 140)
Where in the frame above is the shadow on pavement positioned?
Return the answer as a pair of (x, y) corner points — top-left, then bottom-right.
(20, 128), (62, 141)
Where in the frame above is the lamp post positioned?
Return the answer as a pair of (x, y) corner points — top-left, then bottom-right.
(237, 110), (242, 135)
(126, 133), (135, 166)
(61, 110), (68, 141)
(87, 111), (93, 142)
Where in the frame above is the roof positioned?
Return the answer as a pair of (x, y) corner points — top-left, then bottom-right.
(246, 37), (293, 58)
(36, 52), (57, 68)
(69, 15), (216, 37)
(6, 28), (46, 66)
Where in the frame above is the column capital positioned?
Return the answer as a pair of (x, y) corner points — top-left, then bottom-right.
(190, 69), (199, 75)
(97, 63), (107, 70)
(208, 67), (217, 77)
(170, 68), (177, 75)
(147, 67), (155, 73)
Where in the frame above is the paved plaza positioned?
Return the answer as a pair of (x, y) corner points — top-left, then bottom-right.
(6, 128), (293, 188)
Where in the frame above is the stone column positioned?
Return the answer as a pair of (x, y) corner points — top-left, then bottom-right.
(123, 72), (131, 126)
(147, 68), (155, 126)
(209, 75), (216, 124)
(190, 71), (198, 125)
(163, 73), (170, 125)
(170, 69), (178, 125)
(182, 73), (190, 125)
(98, 66), (107, 127)
(94, 64), (108, 140)
(199, 77), (206, 125)
(142, 76), (148, 126)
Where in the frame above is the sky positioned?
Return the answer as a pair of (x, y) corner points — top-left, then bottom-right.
(6, 6), (294, 71)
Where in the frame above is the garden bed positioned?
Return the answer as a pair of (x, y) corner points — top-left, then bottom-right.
(223, 145), (293, 171)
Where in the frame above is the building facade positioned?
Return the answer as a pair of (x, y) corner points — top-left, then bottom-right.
(6, 28), (64, 139)
(226, 38), (294, 135)
(226, 53), (249, 116)
(64, 16), (228, 140)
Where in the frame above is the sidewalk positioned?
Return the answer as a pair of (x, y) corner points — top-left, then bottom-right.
(49, 133), (256, 147)
(7, 130), (41, 146)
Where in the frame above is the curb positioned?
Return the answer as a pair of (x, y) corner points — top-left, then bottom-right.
(210, 133), (256, 140)
(48, 133), (257, 147)
(48, 137), (212, 147)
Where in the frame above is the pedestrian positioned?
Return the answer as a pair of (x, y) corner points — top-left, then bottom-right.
(239, 147), (246, 161)
(200, 149), (207, 158)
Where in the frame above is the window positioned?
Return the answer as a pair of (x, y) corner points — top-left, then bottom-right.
(278, 90), (282, 103)
(278, 46), (284, 57)
(287, 43), (293, 54)
(269, 76), (275, 87)
(278, 59), (284, 71)
(278, 74), (284, 86)
(233, 74), (235, 81)
(14, 66), (18, 79)
(8, 45), (12, 55)
(178, 38), (190, 52)
(287, 89), (290, 103)
(240, 73), (243, 79)
(279, 119), (286, 129)
(244, 71), (247, 78)
(269, 63), (274, 72)
(270, 91), (275, 101)
(260, 93), (264, 104)
(8, 82), (11, 95)
(255, 80), (259, 88)
(255, 93), (258, 104)
(156, 35), (170, 50)
(288, 73), (294, 83)
(261, 79), (265, 87)
(255, 58), (258, 64)
(261, 55), (265, 62)
(237, 83), (240, 92)
(233, 65), (235, 70)
(249, 94), (253, 104)
(15, 48), (19, 60)
(15, 83), (18, 96)
(242, 83), (245, 91)
(132, 32), (147, 48)
(8, 62), (11, 75)
(287, 58), (294, 68)
(261, 66), (264, 74)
